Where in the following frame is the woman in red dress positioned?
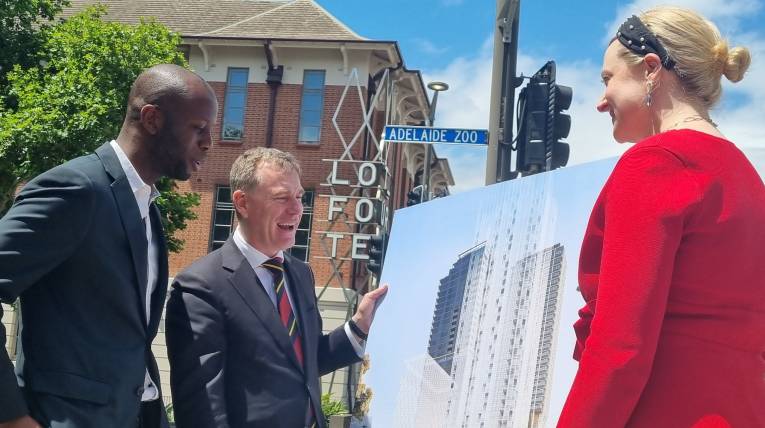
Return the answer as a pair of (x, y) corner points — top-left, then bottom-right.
(557, 6), (765, 428)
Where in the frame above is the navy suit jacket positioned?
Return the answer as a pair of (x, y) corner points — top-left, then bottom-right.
(0, 143), (170, 427)
(165, 239), (360, 428)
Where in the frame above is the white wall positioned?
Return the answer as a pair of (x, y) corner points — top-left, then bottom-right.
(187, 44), (372, 86)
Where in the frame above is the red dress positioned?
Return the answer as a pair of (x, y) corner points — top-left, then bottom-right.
(558, 130), (765, 427)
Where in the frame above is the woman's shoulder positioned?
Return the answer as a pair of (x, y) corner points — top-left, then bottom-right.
(630, 129), (735, 163)
(616, 134), (690, 173)
(605, 133), (705, 198)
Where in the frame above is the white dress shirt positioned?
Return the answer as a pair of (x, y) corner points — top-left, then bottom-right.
(232, 227), (365, 357)
(110, 140), (161, 402)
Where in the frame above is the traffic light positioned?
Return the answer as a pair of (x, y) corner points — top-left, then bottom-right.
(516, 61), (572, 174)
(406, 185), (423, 206)
(516, 78), (548, 172)
(550, 67), (572, 170)
(367, 233), (387, 278)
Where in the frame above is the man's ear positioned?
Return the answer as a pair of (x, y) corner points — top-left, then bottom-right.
(232, 189), (248, 220)
(139, 104), (164, 135)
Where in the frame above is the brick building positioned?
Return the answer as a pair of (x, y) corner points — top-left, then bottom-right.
(3, 0), (455, 411)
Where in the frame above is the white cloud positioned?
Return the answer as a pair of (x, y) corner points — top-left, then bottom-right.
(603, 0), (762, 44)
(414, 38), (449, 55)
(716, 32), (765, 147)
(423, 36), (494, 130)
(437, 145), (488, 194)
(421, 37), (493, 193)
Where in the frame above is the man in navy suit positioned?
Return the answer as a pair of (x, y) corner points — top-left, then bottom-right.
(0, 64), (217, 428)
(165, 147), (388, 428)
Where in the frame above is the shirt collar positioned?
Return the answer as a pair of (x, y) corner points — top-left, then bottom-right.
(110, 140), (160, 219)
(233, 226), (284, 269)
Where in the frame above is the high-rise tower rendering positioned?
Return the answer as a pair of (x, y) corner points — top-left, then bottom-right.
(427, 244), (486, 374)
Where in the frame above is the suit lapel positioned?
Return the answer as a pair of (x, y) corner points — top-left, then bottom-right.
(96, 143), (149, 328)
(222, 240), (304, 373)
(147, 203), (169, 337)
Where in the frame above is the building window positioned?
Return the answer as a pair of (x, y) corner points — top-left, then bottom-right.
(298, 70), (325, 143)
(287, 190), (314, 262)
(210, 186), (235, 251)
(222, 68), (248, 140)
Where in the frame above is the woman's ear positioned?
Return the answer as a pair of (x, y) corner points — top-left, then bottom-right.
(643, 53), (663, 81)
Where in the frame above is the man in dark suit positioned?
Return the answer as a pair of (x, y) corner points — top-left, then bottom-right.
(0, 64), (217, 428)
(165, 147), (388, 428)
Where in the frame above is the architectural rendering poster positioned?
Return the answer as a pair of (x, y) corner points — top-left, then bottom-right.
(365, 149), (765, 428)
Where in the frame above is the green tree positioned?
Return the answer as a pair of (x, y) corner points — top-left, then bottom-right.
(156, 178), (201, 253)
(0, 5), (200, 252)
(0, 0), (69, 102)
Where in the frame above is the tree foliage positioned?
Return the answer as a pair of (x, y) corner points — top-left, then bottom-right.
(156, 178), (201, 253)
(0, 0), (68, 100)
(0, 5), (200, 252)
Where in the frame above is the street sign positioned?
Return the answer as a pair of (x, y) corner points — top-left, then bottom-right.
(384, 125), (488, 145)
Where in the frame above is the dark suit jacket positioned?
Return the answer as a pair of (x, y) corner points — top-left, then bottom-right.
(165, 239), (360, 428)
(0, 143), (170, 428)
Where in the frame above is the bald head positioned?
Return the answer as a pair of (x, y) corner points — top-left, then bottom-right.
(117, 64), (218, 185)
(126, 64), (214, 121)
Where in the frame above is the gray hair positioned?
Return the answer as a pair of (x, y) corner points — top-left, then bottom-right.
(229, 147), (302, 192)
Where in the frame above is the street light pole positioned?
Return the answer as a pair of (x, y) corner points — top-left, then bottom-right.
(424, 81), (449, 202)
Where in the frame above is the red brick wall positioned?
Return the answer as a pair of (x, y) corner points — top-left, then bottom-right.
(169, 79), (371, 293)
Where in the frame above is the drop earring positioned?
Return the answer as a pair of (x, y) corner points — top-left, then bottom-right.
(644, 81), (653, 107)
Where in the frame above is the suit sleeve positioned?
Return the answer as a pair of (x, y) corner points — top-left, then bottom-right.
(0, 167), (95, 422)
(308, 267), (361, 377)
(165, 274), (229, 428)
(557, 147), (701, 427)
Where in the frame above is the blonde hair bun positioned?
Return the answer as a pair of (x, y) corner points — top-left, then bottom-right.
(632, 6), (753, 107)
(722, 45), (751, 83)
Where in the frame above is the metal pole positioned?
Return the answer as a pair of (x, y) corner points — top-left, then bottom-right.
(486, 0), (521, 184)
(485, 0), (507, 185)
(423, 89), (439, 202)
(384, 69), (396, 231)
(498, 3), (520, 182)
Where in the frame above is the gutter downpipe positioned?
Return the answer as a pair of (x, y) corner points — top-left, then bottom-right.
(264, 40), (283, 148)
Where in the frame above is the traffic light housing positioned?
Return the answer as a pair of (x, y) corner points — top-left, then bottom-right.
(516, 61), (572, 174)
(406, 185), (423, 207)
(367, 233), (387, 278)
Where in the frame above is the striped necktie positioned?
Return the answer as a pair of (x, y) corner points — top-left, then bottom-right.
(262, 257), (304, 366)
(262, 257), (316, 427)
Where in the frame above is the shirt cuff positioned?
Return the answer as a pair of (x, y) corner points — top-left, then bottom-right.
(344, 321), (366, 358)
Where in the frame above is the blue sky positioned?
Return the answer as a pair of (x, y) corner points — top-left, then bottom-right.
(320, 0), (765, 193)
(321, 0), (613, 70)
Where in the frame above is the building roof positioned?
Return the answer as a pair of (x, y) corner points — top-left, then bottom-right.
(63, 0), (366, 41)
(63, 0), (433, 125)
(61, 0), (440, 146)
